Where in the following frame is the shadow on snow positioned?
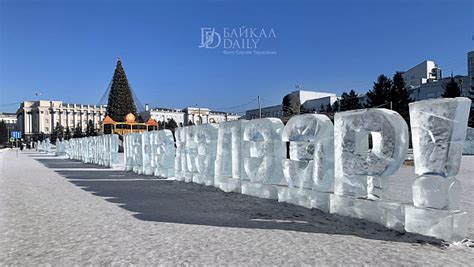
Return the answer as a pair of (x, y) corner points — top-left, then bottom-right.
(34, 155), (442, 245)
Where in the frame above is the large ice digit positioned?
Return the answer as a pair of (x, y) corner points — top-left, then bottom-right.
(214, 120), (249, 192)
(242, 118), (285, 199)
(281, 114), (334, 191)
(192, 124), (219, 186)
(334, 108), (408, 199)
(174, 127), (187, 181)
(150, 130), (175, 178)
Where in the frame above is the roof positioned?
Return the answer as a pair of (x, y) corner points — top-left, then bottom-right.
(102, 115), (116, 125)
(146, 118), (159, 126)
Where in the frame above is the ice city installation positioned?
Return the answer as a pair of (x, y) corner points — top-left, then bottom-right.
(45, 97), (471, 242)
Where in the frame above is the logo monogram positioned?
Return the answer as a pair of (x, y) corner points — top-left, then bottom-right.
(199, 28), (221, 49)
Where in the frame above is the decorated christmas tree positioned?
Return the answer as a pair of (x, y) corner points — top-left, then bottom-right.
(106, 59), (137, 121)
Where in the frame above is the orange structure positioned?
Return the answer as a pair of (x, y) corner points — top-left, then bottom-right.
(102, 113), (159, 135)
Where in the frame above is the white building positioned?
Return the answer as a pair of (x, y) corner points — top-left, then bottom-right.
(16, 100), (106, 140)
(0, 112), (17, 125)
(359, 51), (473, 106)
(245, 90), (337, 119)
(0, 112), (18, 136)
(141, 106), (240, 126)
(401, 60), (441, 88)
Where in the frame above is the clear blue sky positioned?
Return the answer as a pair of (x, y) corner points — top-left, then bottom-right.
(1, 0), (473, 113)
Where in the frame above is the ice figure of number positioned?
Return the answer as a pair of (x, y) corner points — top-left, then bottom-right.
(193, 124), (219, 185)
(150, 129), (175, 178)
(183, 126), (198, 182)
(409, 97), (471, 209)
(282, 114), (334, 191)
(334, 108), (408, 199)
(174, 127), (187, 181)
(141, 132), (153, 175)
(215, 120), (249, 181)
(243, 118), (285, 185)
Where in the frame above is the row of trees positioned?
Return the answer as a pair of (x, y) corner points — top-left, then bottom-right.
(282, 72), (470, 126)
(49, 120), (98, 144)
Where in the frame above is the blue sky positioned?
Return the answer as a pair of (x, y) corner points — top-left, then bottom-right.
(1, 0), (473, 114)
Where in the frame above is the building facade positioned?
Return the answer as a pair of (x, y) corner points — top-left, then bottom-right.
(245, 90), (337, 119)
(140, 106), (240, 126)
(401, 60), (441, 88)
(0, 112), (18, 137)
(16, 100), (106, 139)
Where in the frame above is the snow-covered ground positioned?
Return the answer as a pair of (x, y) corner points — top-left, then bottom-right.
(1, 150), (473, 265)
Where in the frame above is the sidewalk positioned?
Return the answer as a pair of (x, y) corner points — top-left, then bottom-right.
(1, 150), (472, 265)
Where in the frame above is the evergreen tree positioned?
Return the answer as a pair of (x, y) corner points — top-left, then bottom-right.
(106, 59), (137, 121)
(282, 93), (301, 123)
(340, 90), (362, 111)
(73, 124), (83, 138)
(86, 120), (97, 136)
(332, 100), (340, 112)
(442, 76), (461, 98)
(365, 74), (392, 108)
(0, 120), (8, 145)
(64, 127), (72, 140)
(50, 123), (64, 144)
(319, 104), (325, 112)
(469, 109), (474, 128)
(389, 72), (412, 123)
(164, 118), (178, 132)
(325, 103), (333, 113)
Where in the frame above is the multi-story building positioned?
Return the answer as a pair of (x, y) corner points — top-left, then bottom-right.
(359, 51), (473, 106)
(0, 112), (18, 136)
(401, 60), (441, 88)
(140, 106), (240, 126)
(16, 100), (106, 140)
(245, 90), (337, 119)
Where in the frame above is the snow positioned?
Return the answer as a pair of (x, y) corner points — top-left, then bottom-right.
(1, 150), (473, 265)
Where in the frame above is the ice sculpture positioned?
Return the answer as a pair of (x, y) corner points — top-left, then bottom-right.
(463, 127), (474, 155)
(282, 114), (334, 191)
(278, 114), (334, 211)
(406, 98), (471, 241)
(149, 130), (175, 178)
(242, 118), (285, 199)
(334, 108), (408, 199)
(174, 127), (187, 181)
(410, 97), (471, 177)
(64, 134), (118, 167)
(55, 140), (66, 156)
(214, 120), (249, 192)
(124, 133), (143, 172)
(184, 124), (219, 185)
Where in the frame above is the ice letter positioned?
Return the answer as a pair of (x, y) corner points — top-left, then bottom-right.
(282, 114), (334, 191)
(334, 108), (408, 199)
(242, 118), (285, 199)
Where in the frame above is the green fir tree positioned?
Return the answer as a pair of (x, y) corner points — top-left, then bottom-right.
(365, 74), (392, 108)
(106, 59), (137, 121)
(442, 76), (461, 98)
